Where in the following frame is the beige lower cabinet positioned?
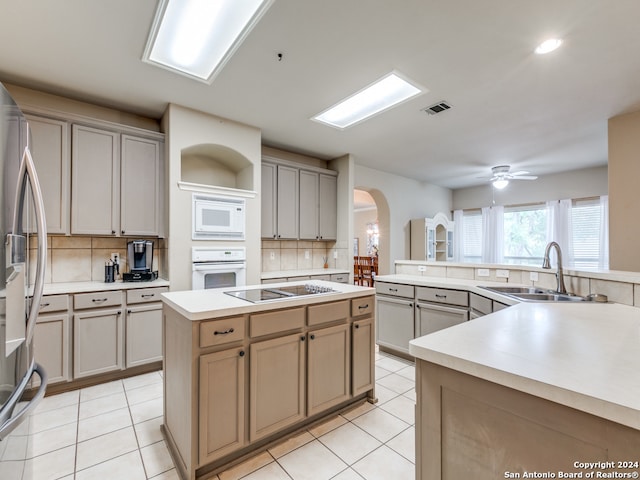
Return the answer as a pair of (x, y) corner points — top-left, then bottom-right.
(34, 312), (70, 386)
(199, 347), (246, 464)
(74, 307), (124, 378)
(249, 333), (306, 442)
(307, 323), (350, 416)
(352, 316), (374, 396)
(125, 303), (163, 368)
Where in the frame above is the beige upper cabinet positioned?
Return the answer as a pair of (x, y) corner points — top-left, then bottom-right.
(121, 135), (161, 236)
(297, 170), (338, 241)
(25, 114), (70, 234)
(318, 173), (337, 240)
(276, 165), (299, 239)
(72, 125), (162, 236)
(261, 162), (277, 239)
(71, 125), (120, 235)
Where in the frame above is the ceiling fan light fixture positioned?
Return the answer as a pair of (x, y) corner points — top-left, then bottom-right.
(492, 179), (509, 189)
(535, 38), (563, 55)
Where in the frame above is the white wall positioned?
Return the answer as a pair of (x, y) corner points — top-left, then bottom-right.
(163, 104), (262, 291)
(452, 166), (608, 210)
(354, 164), (452, 272)
(354, 208), (378, 256)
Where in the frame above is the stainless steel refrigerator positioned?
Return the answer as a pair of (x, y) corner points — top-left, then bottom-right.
(0, 83), (48, 465)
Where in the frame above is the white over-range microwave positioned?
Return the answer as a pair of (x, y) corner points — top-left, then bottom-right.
(192, 194), (245, 240)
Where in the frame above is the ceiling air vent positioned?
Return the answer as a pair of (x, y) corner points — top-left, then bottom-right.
(422, 101), (451, 115)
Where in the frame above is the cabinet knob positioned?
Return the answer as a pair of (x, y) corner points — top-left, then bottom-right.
(121, 230), (125, 235)
(300, 336), (305, 341)
(111, 230), (116, 235)
(310, 334), (315, 340)
(239, 350), (245, 357)
(117, 310), (121, 315)
(127, 309), (132, 314)
(273, 235), (277, 239)
(354, 324), (360, 329)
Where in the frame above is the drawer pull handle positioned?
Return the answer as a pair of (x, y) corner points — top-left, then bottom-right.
(389, 288), (398, 292)
(435, 294), (447, 299)
(40, 302), (50, 308)
(358, 304), (369, 310)
(214, 328), (235, 336)
(141, 294), (155, 298)
(92, 298), (108, 303)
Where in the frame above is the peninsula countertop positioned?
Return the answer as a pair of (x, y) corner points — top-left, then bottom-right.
(161, 280), (375, 321)
(410, 301), (640, 430)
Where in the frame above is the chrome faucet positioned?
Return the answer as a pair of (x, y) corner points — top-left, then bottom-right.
(542, 241), (567, 294)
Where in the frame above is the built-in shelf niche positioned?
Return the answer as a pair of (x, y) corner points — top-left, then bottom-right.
(181, 143), (254, 192)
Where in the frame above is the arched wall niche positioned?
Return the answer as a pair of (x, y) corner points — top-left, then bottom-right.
(181, 143), (254, 191)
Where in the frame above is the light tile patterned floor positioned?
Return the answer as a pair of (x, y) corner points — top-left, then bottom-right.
(0, 350), (416, 480)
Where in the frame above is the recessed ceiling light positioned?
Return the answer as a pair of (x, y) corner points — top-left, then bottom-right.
(142, 0), (273, 83)
(535, 38), (563, 55)
(312, 72), (425, 129)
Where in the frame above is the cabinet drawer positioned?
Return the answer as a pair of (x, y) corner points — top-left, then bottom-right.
(375, 282), (414, 299)
(469, 293), (492, 316)
(200, 316), (245, 348)
(351, 296), (374, 317)
(330, 273), (349, 283)
(308, 300), (349, 327)
(416, 286), (468, 307)
(127, 287), (169, 304)
(38, 294), (69, 313)
(250, 307), (305, 338)
(74, 290), (122, 310)
(310, 274), (331, 281)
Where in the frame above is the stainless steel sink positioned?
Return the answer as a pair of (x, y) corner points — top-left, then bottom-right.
(480, 286), (587, 302)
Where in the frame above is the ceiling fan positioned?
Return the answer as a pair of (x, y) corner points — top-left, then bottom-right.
(481, 165), (538, 189)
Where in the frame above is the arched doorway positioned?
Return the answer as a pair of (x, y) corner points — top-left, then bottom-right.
(353, 188), (390, 276)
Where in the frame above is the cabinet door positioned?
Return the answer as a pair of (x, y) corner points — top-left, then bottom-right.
(249, 333), (305, 441)
(199, 347), (246, 463)
(34, 313), (70, 386)
(261, 163), (277, 239)
(276, 165), (299, 239)
(318, 173), (337, 240)
(74, 307), (123, 378)
(416, 302), (468, 337)
(25, 115), (70, 234)
(125, 303), (162, 368)
(376, 296), (414, 355)
(299, 170), (319, 240)
(120, 135), (160, 236)
(71, 125), (119, 235)
(426, 227), (435, 260)
(352, 317), (374, 396)
(307, 323), (350, 416)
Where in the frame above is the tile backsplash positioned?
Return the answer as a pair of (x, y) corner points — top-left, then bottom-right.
(261, 240), (349, 272)
(29, 236), (167, 283)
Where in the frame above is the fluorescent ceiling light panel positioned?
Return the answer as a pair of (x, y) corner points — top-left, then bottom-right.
(313, 72), (424, 129)
(143, 0), (273, 83)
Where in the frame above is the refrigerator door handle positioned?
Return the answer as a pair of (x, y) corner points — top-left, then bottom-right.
(12, 146), (47, 345)
(0, 363), (48, 441)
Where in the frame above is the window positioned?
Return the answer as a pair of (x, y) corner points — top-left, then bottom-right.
(462, 210), (482, 263)
(503, 204), (547, 265)
(571, 198), (602, 268)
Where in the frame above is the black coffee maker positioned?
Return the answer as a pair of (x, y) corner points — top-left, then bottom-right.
(123, 240), (158, 282)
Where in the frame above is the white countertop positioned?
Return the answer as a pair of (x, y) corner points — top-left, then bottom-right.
(261, 268), (350, 280)
(390, 273), (640, 430)
(162, 280), (374, 321)
(42, 278), (170, 295)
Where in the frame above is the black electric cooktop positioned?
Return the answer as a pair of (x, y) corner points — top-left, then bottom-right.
(224, 284), (337, 303)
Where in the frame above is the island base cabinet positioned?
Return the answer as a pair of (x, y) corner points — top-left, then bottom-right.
(199, 348), (246, 464)
(74, 308), (123, 378)
(249, 333), (305, 442)
(416, 360), (640, 480)
(352, 317), (374, 396)
(307, 323), (350, 417)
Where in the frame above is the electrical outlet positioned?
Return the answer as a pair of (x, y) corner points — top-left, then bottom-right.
(111, 252), (119, 264)
(529, 271), (539, 282)
(333, 251), (338, 259)
(477, 269), (490, 277)
(418, 265), (427, 272)
(496, 269), (510, 278)
(270, 252), (275, 261)
(304, 250), (310, 260)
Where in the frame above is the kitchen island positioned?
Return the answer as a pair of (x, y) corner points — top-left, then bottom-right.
(161, 281), (376, 480)
(410, 301), (640, 480)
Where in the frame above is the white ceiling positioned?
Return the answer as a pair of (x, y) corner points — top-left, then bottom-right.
(1, 0), (638, 189)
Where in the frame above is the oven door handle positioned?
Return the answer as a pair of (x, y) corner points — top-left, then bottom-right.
(192, 262), (246, 271)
